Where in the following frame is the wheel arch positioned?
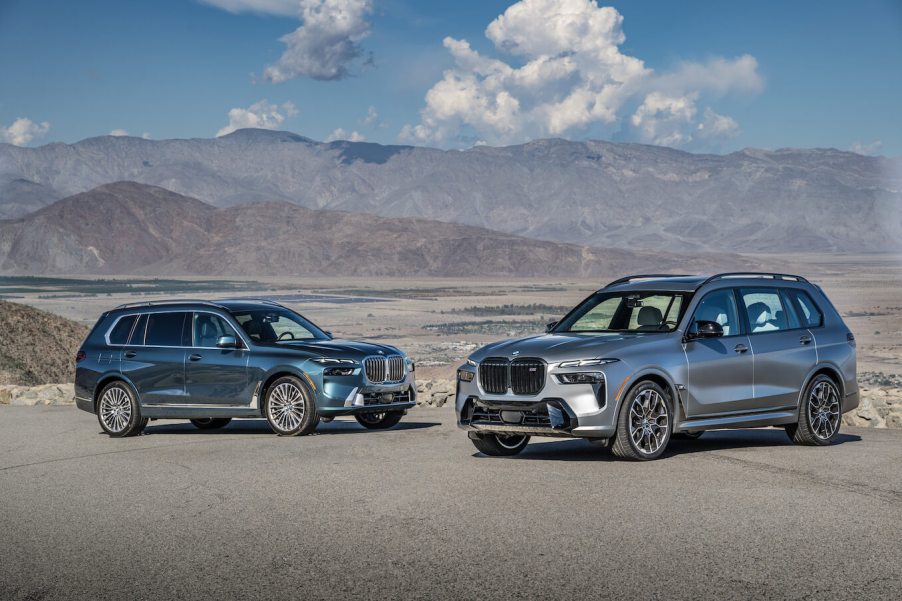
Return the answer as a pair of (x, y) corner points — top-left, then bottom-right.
(613, 369), (682, 426)
(796, 363), (845, 411)
(92, 373), (139, 412)
(259, 366), (316, 410)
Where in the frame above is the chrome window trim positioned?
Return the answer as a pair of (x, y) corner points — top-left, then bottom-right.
(104, 308), (252, 350)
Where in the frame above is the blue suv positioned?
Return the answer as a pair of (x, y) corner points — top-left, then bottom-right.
(75, 299), (416, 437)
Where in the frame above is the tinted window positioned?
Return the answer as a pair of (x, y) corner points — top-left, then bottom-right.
(129, 314), (147, 345)
(557, 291), (687, 333)
(108, 315), (137, 345)
(739, 288), (788, 333)
(193, 313), (238, 347)
(145, 312), (189, 346)
(792, 291), (824, 328)
(692, 289), (740, 336)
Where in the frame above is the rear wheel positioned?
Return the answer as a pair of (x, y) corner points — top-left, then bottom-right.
(786, 375), (842, 446)
(97, 381), (146, 438)
(264, 376), (318, 436)
(190, 418), (232, 430)
(470, 433), (530, 456)
(612, 381), (672, 460)
(354, 411), (404, 430)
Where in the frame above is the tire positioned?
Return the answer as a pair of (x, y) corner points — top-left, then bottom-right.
(673, 431), (704, 440)
(469, 433), (530, 456)
(786, 374), (842, 446)
(354, 411), (404, 430)
(190, 418), (232, 430)
(612, 380), (673, 460)
(97, 381), (146, 438)
(263, 376), (318, 436)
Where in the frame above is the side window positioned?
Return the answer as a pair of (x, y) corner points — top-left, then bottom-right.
(739, 288), (787, 333)
(108, 315), (137, 345)
(570, 297), (621, 331)
(145, 312), (189, 346)
(692, 289), (740, 336)
(792, 291), (824, 328)
(129, 314), (148, 345)
(779, 290), (802, 329)
(193, 313), (238, 347)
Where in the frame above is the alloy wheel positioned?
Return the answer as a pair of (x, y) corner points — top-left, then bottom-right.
(628, 389), (669, 455)
(268, 382), (306, 432)
(99, 386), (132, 433)
(808, 380), (840, 440)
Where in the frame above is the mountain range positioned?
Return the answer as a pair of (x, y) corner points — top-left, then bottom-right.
(2, 129), (899, 254)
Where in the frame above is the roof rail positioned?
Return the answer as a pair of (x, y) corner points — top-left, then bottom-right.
(604, 274), (694, 288)
(113, 299), (226, 310)
(699, 272), (809, 288)
(214, 297), (284, 307)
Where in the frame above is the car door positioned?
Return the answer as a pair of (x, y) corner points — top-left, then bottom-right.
(683, 288), (756, 416)
(738, 287), (817, 411)
(121, 312), (190, 405)
(184, 312), (253, 406)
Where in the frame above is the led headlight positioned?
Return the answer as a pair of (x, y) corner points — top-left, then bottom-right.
(555, 372), (605, 384)
(557, 358), (619, 368)
(311, 358), (357, 365)
(324, 367), (355, 376)
(458, 369), (475, 382)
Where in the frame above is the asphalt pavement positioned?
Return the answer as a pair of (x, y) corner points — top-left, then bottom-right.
(1, 405), (900, 600)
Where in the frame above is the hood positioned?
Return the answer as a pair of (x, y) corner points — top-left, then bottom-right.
(275, 338), (402, 360)
(470, 332), (666, 363)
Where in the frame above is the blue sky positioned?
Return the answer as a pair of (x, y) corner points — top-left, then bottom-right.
(0, 0), (900, 154)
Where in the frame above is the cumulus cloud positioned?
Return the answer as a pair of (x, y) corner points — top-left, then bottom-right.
(198, 0), (298, 17)
(361, 105), (382, 127)
(850, 140), (883, 156)
(216, 99), (298, 136)
(141, 132), (152, 140)
(110, 129), (129, 137)
(324, 127), (365, 142)
(402, 0), (762, 148)
(0, 117), (50, 146)
(262, 0), (374, 83)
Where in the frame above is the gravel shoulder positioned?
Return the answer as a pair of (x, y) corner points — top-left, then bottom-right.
(1, 406), (900, 601)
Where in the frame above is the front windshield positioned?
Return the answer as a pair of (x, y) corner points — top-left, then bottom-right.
(554, 291), (688, 333)
(229, 307), (329, 343)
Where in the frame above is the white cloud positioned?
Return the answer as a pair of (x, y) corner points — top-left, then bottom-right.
(263, 0), (374, 82)
(403, 0), (762, 148)
(216, 99), (298, 136)
(198, 0), (298, 17)
(110, 129), (129, 137)
(141, 132), (152, 140)
(324, 127), (365, 142)
(850, 140), (882, 156)
(361, 105), (381, 127)
(0, 117), (50, 146)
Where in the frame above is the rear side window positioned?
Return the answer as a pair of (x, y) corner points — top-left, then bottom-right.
(791, 290), (824, 328)
(108, 315), (137, 345)
(145, 312), (189, 346)
(739, 288), (789, 333)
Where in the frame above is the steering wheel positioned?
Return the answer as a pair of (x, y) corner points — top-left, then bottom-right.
(277, 331), (295, 341)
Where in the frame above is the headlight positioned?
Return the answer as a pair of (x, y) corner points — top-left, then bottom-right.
(324, 367), (355, 376)
(405, 357), (416, 372)
(555, 372), (605, 384)
(458, 369), (475, 382)
(557, 358), (619, 368)
(311, 358), (357, 365)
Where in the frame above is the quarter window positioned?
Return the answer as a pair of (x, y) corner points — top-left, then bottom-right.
(692, 289), (740, 336)
(108, 315), (137, 345)
(792, 291), (824, 328)
(145, 312), (189, 346)
(739, 288), (788, 333)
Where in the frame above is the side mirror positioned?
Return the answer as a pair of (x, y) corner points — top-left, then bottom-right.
(545, 321), (558, 333)
(688, 320), (724, 340)
(216, 335), (238, 348)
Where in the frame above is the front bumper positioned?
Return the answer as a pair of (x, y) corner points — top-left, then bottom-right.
(318, 374), (417, 416)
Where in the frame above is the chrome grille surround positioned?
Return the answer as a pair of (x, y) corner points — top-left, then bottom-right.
(364, 355), (405, 384)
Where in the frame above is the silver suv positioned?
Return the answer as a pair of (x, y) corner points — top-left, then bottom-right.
(455, 273), (858, 460)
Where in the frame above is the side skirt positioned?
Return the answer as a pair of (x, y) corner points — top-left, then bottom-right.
(141, 405), (262, 419)
(677, 409), (797, 432)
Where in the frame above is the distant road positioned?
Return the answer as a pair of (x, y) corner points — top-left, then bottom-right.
(1, 406), (900, 600)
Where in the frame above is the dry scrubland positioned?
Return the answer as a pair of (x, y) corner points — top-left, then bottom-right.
(1, 254), (900, 426)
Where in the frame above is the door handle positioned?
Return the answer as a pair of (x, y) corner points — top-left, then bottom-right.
(799, 335), (812, 345)
(189, 353), (203, 361)
(734, 344), (749, 354)
(124, 351), (137, 358)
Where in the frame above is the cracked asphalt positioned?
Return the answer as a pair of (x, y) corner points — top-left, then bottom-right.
(1, 405), (900, 600)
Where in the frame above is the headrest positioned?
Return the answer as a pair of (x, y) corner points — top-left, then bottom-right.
(637, 306), (663, 326)
(747, 302), (772, 325)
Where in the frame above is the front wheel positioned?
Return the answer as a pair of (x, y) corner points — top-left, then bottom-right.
(612, 381), (673, 460)
(97, 381), (146, 438)
(354, 411), (404, 430)
(190, 418), (232, 430)
(264, 376), (318, 436)
(786, 375), (842, 446)
(470, 433), (530, 456)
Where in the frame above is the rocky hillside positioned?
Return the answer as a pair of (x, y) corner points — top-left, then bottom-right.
(0, 301), (88, 386)
(0, 181), (758, 277)
(2, 130), (900, 253)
